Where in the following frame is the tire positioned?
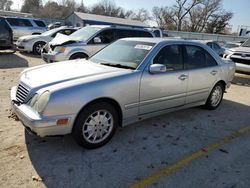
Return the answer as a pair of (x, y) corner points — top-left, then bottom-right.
(33, 41), (46, 55)
(69, 53), (88, 60)
(204, 83), (225, 110)
(73, 102), (118, 149)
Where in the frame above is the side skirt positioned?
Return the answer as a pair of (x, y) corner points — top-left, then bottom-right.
(121, 101), (206, 127)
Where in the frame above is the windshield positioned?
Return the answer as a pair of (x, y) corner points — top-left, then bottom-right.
(90, 40), (155, 69)
(69, 27), (101, 41)
(41, 28), (62, 36)
(242, 39), (250, 47)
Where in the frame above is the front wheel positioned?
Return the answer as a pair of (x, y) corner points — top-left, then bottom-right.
(204, 83), (224, 110)
(33, 41), (46, 55)
(73, 102), (118, 149)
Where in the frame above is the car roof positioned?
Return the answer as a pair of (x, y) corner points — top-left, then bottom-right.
(121, 37), (184, 44)
(86, 25), (152, 31)
(120, 37), (216, 47)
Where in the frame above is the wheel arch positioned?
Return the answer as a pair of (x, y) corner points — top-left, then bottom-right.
(215, 80), (226, 91)
(69, 52), (89, 60)
(73, 97), (123, 131)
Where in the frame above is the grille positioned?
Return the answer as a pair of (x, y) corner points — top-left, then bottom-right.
(16, 83), (30, 103)
(230, 57), (250, 65)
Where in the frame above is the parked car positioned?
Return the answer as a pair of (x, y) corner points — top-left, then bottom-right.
(5, 17), (47, 41)
(11, 38), (235, 148)
(48, 22), (62, 30)
(16, 27), (77, 54)
(222, 41), (242, 49)
(0, 17), (14, 51)
(223, 38), (250, 74)
(197, 40), (225, 57)
(41, 25), (155, 63)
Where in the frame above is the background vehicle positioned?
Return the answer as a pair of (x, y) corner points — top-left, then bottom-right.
(41, 25), (155, 63)
(5, 17), (47, 40)
(11, 38), (235, 148)
(16, 27), (77, 55)
(223, 41), (242, 49)
(223, 38), (250, 74)
(48, 22), (62, 30)
(0, 17), (14, 51)
(197, 40), (225, 57)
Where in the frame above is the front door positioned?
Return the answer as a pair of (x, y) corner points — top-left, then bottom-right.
(88, 29), (115, 56)
(139, 44), (188, 115)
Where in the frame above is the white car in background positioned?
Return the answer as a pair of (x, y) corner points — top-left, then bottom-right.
(15, 27), (77, 54)
(223, 38), (250, 74)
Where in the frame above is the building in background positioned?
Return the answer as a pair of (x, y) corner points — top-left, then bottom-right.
(65, 12), (148, 28)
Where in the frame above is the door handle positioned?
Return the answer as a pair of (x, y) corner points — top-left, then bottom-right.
(178, 74), (188, 81)
(210, 70), (218, 75)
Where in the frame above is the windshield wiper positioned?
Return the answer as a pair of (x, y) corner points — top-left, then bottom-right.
(100, 63), (135, 70)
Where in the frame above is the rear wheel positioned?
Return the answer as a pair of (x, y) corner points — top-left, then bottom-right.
(33, 41), (46, 55)
(73, 102), (118, 149)
(69, 53), (88, 60)
(204, 83), (224, 110)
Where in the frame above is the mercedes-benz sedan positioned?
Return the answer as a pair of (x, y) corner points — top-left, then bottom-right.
(11, 38), (235, 149)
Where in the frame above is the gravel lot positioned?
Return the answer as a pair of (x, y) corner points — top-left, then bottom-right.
(0, 51), (250, 188)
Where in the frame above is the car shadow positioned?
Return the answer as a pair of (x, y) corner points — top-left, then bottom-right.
(0, 53), (28, 69)
(19, 51), (41, 59)
(232, 73), (250, 87)
(25, 99), (250, 188)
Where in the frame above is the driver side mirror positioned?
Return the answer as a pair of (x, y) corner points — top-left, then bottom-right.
(94, 37), (102, 44)
(149, 64), (166, 74)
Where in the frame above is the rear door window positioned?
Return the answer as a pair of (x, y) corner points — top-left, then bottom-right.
(184, 45), (217, 69)
(19, 19), (33, 27)
(184, 45), (206, 69)
(136, 30), (153, 37)
(34, 20), (46, 27)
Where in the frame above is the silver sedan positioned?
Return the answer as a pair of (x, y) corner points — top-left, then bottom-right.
(11, 38), (235, 148)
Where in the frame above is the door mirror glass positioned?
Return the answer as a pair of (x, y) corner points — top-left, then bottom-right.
(149, 64), (166, 74)
(94, 37), (102, 44)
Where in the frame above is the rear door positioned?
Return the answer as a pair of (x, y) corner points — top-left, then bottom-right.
(183, 45), (220, 104)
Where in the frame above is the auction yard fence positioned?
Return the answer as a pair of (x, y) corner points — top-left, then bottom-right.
(163, 30), (249, 43)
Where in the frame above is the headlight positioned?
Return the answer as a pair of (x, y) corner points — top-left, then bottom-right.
(32, 91), (50, 113)
(58, 47), (66, 53)
(30, 93), (39, 107)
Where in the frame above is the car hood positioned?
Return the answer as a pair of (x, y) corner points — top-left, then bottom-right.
(18, 35), (42, 41)
(20, 59), (125, 88)
(49, 33), (81, 46)
(228, 46), (250, 53)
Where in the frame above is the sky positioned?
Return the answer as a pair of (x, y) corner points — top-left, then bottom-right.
(11, 0), (250, 32)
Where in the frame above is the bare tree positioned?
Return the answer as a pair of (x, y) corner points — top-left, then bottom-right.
(187, 0), (221, 32)
(152, 6), (176, 30)
(172, 0), (202, 31)
(21, 0), (42, 13)
(91, 0), (125, 18)
(152, 0), (233, 34)
(205, 11), (233, 33)
(0, 0), (13, 11)
(126, 8), (150, 22)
